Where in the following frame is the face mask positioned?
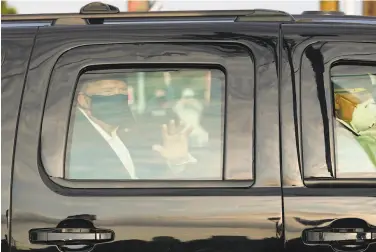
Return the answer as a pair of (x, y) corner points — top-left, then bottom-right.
(351, 98), (376, 132)
(90, 94), (134, 128)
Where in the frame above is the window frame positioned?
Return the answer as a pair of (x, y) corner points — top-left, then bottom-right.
(40, 42), (256, 191)
(299, 41), (376, 187)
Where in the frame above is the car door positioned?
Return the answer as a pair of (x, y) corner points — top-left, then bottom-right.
(1, 27), (37, 251)
(10, 20), (283, 252)
(281, 23), (376, 252)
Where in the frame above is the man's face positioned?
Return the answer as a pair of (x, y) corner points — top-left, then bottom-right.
(78, 80), (132, 128)
(334, 90), (372, 123)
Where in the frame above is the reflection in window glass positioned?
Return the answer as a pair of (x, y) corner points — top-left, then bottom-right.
(66, 68), (226, 180)
(331, 64), (376, 177)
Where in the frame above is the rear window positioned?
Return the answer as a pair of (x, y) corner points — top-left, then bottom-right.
(331, 63), (376, 178)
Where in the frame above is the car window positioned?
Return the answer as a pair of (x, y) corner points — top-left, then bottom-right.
(331, 63), (376, 178)
(65, 68), (229, 180)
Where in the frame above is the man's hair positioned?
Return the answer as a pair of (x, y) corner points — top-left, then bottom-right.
(79, 81), (91, 94)
(79, 79), (127, 94)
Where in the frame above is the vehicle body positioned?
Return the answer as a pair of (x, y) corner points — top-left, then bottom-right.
(2, 3), (376, 252)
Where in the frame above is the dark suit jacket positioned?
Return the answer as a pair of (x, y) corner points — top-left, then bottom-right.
(66, 110), (184, 180)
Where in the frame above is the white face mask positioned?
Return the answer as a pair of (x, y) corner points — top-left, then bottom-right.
(351, 98), (376, 132)
(349, 73), (376, 133)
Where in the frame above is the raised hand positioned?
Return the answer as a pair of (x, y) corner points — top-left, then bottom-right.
(152, 120), (193, 163)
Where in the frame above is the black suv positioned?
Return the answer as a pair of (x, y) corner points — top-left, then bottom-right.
(2, 2), (376, 252)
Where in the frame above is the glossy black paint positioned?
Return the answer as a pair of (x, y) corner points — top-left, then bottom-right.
(2, 19), (375, 252)
(280, 24), (376, 251)
(1, 28), (37, 250)
(7, 22), (282, 252)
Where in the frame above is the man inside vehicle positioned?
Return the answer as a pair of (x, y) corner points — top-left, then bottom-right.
(334, 73), (376, 175)
(66, 79), (198, 180)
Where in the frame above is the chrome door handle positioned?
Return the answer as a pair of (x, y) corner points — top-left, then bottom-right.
(302, 218), (376, 252)
(29, 227), (114, 245)
(305, 228), (376, 242)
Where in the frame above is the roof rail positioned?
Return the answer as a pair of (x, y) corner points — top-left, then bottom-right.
(293, 12), (376, 25)
(235, 9), (294, 22)
(2, 0), (295, 26)
(2, 10), (295, 22)
(302, 10), (345, 16)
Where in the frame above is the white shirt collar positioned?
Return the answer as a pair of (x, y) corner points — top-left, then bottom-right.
(78, 108), (117, 141)
(78, 108), (138, 179)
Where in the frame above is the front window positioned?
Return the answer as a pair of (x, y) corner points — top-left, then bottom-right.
(65, 68), (228, 180)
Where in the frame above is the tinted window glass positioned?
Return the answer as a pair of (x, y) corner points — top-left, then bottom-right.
(66, 68), (226, 180)
(331, 64), (376, 177)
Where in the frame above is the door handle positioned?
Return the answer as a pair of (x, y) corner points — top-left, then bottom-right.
(305, 228), (376, 242)
(302, 218), (376, 252)
(29, 227), (114, 245)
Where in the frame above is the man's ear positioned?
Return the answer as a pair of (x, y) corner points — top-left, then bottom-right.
(77, 93), (85, 106)
(77, 93), (91, 112)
